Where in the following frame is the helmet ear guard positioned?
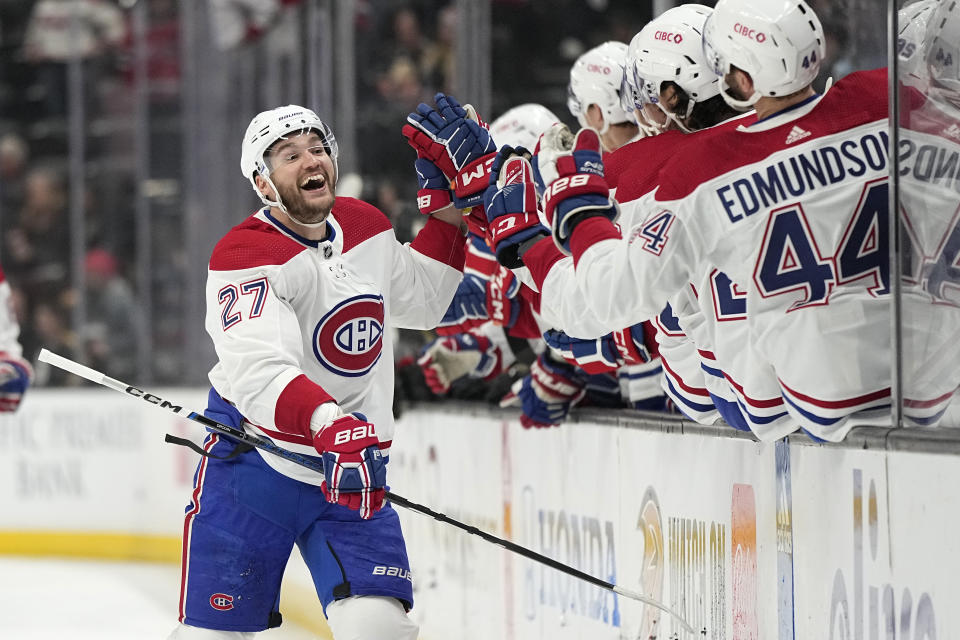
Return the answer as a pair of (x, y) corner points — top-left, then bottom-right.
(240, 105), (339, 212)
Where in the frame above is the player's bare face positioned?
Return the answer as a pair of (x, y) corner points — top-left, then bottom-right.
(267, 132), (336, 225)
(642, 85), (681, 130)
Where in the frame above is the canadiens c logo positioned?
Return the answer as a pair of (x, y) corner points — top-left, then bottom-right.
(209, 593), (234, 611)
(313, 294), (385, 377)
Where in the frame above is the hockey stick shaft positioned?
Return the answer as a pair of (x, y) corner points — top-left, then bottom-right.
(37, 348), (694, 634)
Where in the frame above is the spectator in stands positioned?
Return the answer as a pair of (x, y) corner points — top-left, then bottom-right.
(3, 167), (71, 307)
(22, 0), (126, 117)
(0, 133), (29, 221)
(82, 248), (140, 381)
(422, 5), (456, 94)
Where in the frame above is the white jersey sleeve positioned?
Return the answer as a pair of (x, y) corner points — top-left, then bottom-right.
(387, 216), (466, 330)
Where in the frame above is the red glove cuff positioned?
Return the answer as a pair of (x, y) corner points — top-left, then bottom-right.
(453, 152), (497, 198)
(416, 188), (452, 215)
(541, 173), (609, 224)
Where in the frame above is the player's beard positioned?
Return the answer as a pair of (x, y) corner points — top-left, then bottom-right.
(276, 176), (335, 226)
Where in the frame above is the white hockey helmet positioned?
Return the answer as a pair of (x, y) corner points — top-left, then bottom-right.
(702, 0), (825, 110)
(621, 3), (719, 136)
(240, 104), (339, 212)
(567, 41), (634, 135)
(898, 0), (938, 88)
(489, 103), (561, 150)
(925, 0), (960, 96)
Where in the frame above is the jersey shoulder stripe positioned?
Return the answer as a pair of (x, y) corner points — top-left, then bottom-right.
(656, 68), (889, 202)
(332, 197), (393, 254)
(209, 215), (308, 271)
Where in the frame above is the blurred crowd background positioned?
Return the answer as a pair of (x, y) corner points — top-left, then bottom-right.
(0, 0), (885, 389)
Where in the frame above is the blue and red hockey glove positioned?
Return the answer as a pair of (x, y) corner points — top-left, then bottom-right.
(417, 330), (503, 395)
(533, 124), (619, 254)
(500, 352), (586, 429)
(0, 355), (32, 412)
(436, 272), (489, 336)
(313, 412), (386, 520)
(483, 145), (549, 268)
(542, 324), (651, 374)
(402, 93), (498, 211)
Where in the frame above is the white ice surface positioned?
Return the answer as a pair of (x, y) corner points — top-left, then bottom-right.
(0, 556), (321, 639)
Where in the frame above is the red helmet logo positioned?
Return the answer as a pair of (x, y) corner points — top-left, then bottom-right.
(209, 593), (234, 611)
(733, 22), (767, 43)
(587, 63), (612, 75)
(313, 294), (385, 377)
(654, 31), (684, 44)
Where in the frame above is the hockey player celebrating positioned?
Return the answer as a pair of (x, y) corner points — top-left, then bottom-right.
(499, 0), (897, 442)
(168, 104), (467, 639)
(496, 5), (751, 428)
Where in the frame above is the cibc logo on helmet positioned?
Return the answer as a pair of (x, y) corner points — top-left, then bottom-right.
(654, 31), (683, 43)
(734, 22), (767, 42)
(587, 63), (612, 75)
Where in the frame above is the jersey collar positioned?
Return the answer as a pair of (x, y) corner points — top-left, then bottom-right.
(740, 92), (823, 133)
(262, 208), (337, 248)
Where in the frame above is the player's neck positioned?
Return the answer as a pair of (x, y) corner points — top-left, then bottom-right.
(602, 123), (639, 153)
(271, 207), (330, 241)
(754, 87), (817, 121)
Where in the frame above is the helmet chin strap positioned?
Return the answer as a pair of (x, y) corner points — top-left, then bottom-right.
(259, 174), (289, 215)
(719, 76), (762, 112)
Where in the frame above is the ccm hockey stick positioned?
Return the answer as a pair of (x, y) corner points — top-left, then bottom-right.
(38, 348), (695, 635)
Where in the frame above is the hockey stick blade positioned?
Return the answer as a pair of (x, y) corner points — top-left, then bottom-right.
(37, 348), (695, 635)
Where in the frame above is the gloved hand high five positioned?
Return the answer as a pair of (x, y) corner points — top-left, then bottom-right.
(483, 146), (549, 268)
(436, 272), (489, 336)
(500, 352), (586, 429)
(312, 410), (386, 519)
(533, 124), (619, 254)
(543, 324), (652, 375)
(0, 355), (32, 412)
(417, 330), (503, 395)
(412, 154), (453, 216)
(403, 93), (498, 210)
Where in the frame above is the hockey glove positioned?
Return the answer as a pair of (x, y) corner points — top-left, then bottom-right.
(417, 330), (503, 395)
(313, 412), (386, 520)
(542, 324), (652, 375)
(436, 273), (489, 336)
(500, 353), (586, 428)
(402, 93), (498, 210)
(0, 355), (32, 412)
(483, 145), (549, 268)
(534, 125), (618, 254)
(413, 154), (453, 215)
(486, 264), (522, 329)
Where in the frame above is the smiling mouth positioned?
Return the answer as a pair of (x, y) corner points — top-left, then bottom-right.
(300, 175), (327, 192)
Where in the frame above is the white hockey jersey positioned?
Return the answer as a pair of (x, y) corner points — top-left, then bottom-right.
(205, 198), (465, 482)
(0, 267), (24, 360)
(897, 87), (960, 425)
(535, 69), (893, 441)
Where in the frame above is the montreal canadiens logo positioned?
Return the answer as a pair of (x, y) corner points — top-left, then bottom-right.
(209, 593), (234, 611)
(313, 294), (385, 376)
